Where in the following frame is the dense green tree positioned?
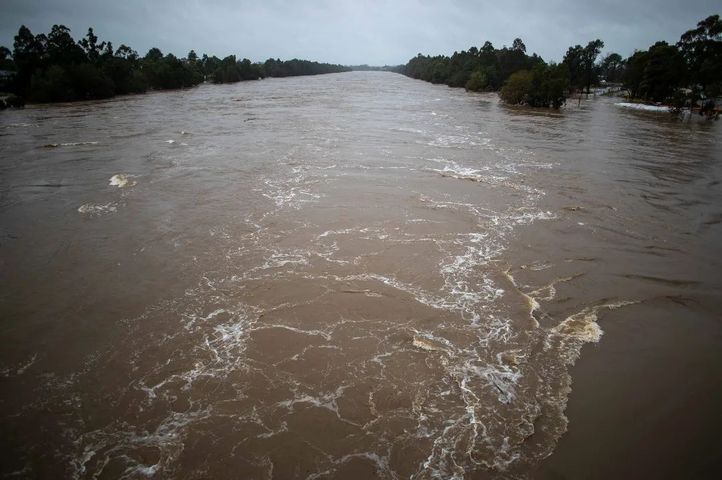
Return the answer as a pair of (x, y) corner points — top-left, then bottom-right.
(678, 14), (722, 98)
(599, 53), (625, 83)
(563, 39), (604, 93)
(30, 65), (74, 102)
(404, 38), (539, 90)
(201, 54), (221, 76)
(499, 70), (533, 104)
(262, 58), (349, 77)
(46, 25), (85, 66)
(102, 55), (146, 94)
(142, 52), (202, 89)
(496, 42), (535, 84)
(12, 26), (46, 94)
(69, 63), (115, 99)
(562, 45), (583, 91)
(498, 63), (569, 108)
(512, 38), (526, 53)
(479, 41), (497, 67)
(79, 28), (102, 62)
(622, 42), (686, 103)
(144, 47), (163, 62)
(210, 55), (264, 83)
(527, 63), (570, 108)
(581, 40), (604, 92)
(115, 44), (138, 61)
(639, 42), (687, 102)
(213, 55), (241, 83)
(0, 46), (14, 71)
(2, 23), (352, 104)
(623, 49), (650, 99)
(465, 69), (488, 91)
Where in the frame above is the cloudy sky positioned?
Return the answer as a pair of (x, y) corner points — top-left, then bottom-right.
(0, 0), (718, 65)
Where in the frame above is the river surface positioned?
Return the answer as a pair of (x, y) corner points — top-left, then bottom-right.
(1, 72), (721, 479)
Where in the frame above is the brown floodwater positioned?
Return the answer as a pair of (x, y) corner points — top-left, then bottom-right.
(1, 72), (720, 479)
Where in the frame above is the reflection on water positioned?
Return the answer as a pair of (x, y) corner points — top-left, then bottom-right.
(1, 72), (720, 479)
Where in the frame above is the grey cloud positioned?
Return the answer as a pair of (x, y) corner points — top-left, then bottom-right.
(1, 0), (718, 65)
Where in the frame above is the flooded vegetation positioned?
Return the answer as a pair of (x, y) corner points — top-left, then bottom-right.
(1, 71), (720, 479)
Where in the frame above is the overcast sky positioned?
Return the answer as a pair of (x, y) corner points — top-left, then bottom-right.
(0, 0), (718, 65)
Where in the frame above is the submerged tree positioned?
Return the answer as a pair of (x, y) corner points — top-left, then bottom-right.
(499, 70), (532, 104)
(499, 63), (569, 108)
(563, 39), (604, 93)
(599, 53), (625, 83)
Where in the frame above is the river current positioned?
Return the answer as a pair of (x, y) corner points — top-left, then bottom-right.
(1, 72), (720, 479)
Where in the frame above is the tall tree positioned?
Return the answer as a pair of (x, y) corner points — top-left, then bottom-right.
(599, 53), (625, 83)
(678, 14), (722, 98)
(13, 26), (46, 94)
(144, 47), (163, 61)
(580, 39), (604, 93)
(79, 28), (102, 62)
(623, 49), (650, 99)
(512, 38), (527, 53)
(562, 45), (584, 92)
(45, 25), (85, 66)
(563, 39), (604, 93)
(639, 41), (686, 102)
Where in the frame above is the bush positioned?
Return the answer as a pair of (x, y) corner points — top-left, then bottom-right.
(69, 63), (115, 99)
(527, 63), (569, 108)
(499, 70), (533, 104)
(30, 65), (75, 102)
(499, 64), (569, 108)
(465, 70), (488, 91)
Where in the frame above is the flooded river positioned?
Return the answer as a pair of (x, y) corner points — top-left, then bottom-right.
(1, 72), (721, 479)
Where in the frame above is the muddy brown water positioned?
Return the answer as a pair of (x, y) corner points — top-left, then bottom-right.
(1, 72), (720, 479)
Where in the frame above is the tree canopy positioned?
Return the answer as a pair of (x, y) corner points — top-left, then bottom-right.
(403, 14), (722, 109)
(0, 25), (350, 103)
(403, 39), (567, 108)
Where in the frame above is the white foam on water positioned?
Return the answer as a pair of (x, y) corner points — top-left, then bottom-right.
(30, 94), (650, 480)
(260, 250), (310, 269)
(4, 122), (38, 128)
(260, 175), (322, 209)
(43, 141), (99, 148)
(70, 408), (212, 480)
(428, 134), (481, 148)
(551, 300), (639, 351)
(0, 354), (38, 378)
(615, 102), (671, 113)
(16, 354), (38, 375)
(77, 202), (118, 215)
(109, 174), (136, 188)
(528, 273), (584, 302)
(62, 141), (99, 146)
(253, 323), (332, 341)
(393, 127), (426, 134)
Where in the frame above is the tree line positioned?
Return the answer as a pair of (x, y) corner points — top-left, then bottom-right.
(403, 15), (722, 109)
(0, 25), (350, 104)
